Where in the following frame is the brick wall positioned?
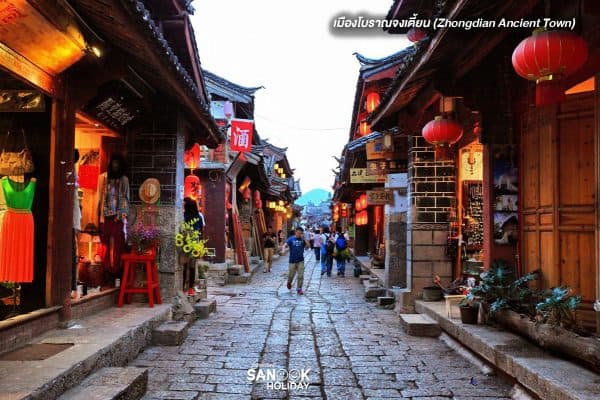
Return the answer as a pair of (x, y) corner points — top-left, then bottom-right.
(408, 135), (456, 224)
(404, 135), (456, 308)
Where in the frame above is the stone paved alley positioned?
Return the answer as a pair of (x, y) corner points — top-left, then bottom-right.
(131, 253), (513, 400)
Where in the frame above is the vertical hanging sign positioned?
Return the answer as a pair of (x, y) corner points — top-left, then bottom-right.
(230, 119), (254, 159)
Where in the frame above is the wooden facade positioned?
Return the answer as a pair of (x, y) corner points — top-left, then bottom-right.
(521, 87), (598, 326)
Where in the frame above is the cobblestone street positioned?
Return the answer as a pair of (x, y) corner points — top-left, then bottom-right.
(131, 253), (513, 400)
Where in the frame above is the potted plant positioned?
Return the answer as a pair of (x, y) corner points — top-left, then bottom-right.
(128, 221), (162, 254)
(459, 293), (480, 324)
(175, 218), (208, 294)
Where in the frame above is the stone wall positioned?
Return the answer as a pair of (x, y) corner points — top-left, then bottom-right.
(405, 135), (456, 306)
(128, 109), (185, 300)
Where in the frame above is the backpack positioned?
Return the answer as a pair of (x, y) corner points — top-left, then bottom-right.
(335, 236), (347, 251)
(324, 235), (335, 255)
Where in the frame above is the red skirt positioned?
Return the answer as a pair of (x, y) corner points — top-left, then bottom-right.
(0, 209), (34, 283)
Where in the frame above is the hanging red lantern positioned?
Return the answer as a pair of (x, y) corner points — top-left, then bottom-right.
(184, 174), (201, 199)
(355, 198), (361, 211)
(512, 30), (588, 106)
(184, 143), (201, 169)
(407, 28), (427, 43)
(422, 116), (463, 161)
(253, 190), (261, 208)
(365, 92), (380, 113)
(359, 120), (371, 136)
(360, 194), (368, 210)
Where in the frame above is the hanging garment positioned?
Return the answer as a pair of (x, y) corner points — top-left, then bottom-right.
(0, 177), (35, 282)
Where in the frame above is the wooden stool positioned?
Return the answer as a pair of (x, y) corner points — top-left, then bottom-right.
(118, 248), (162, 308)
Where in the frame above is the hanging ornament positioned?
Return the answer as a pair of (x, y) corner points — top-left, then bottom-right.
(407, 28), (427, 43)
(422, 116), (463, 161)
(184, 143), (201, 169)
(184, 174), (201, 199)
(365, 92), (380, 113)
(512, 30), (588, 106)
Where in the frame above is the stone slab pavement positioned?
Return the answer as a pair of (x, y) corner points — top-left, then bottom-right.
(130, 251), (513, 400)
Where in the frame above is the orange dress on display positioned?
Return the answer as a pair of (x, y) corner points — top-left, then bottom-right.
(0, 177), (35, 282)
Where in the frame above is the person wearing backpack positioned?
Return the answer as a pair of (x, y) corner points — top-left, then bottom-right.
(320, 226), (334, 277)
(334, 229), (348, 277)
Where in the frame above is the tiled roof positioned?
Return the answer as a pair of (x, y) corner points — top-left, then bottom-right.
(203, 70), (264, 104)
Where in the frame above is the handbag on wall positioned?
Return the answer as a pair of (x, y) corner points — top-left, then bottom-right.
(0, 130), (34, 176)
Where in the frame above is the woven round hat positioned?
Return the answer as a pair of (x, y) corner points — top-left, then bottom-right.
(139, 178), (160, 204)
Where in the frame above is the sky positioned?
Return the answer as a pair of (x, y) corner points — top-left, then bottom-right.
(192, 0), (409, 194)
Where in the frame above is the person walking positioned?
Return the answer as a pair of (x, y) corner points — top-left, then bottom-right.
(312, 228), (322, 262)
(334, 229), (348, 277)
(263, 226), (277, 272)
(286, 227), (308, 295)
(320, 227), (335, 277)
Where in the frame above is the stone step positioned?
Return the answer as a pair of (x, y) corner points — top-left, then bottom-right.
(152, 321), (189, 346)
(364, 286), (387, 299)
(359, 274), (372, 282)
(227, 272), (251, 284)
(193, 299), (217, 319)
(227, 264), (244, 276)
(58, 367), (148, 400)
(399, 314), (441, 337)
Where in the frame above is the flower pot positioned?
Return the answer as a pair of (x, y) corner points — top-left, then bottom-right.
(422, 286), (443, 302)
(460, 305), (479, 324)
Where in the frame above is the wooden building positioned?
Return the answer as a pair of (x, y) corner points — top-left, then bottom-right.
(370, 0), (600, 328)
(0, 0), (221, 347)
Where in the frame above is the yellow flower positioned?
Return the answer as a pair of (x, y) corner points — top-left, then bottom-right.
(175, 234), (183, 241)
(191, 249), (200, 258)
(183, 244), (192, 253)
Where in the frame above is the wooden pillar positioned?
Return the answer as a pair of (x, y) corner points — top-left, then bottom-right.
(46, 83), (76, 320)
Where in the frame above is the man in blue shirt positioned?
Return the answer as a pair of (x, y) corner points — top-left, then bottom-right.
(285, 227), (308, 295)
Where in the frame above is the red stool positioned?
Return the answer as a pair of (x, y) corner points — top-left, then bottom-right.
(118, 248), (162, 307)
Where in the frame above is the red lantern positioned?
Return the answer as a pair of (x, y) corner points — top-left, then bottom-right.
(253, 190), (261, 208)
(512, 30), (588, 106)
(184, 143), (201, 169)
(360, 194), (368, 210)
(184, 174), (201, 199)
(422, 116), (463, 161)
(359, 120), (371, 136)
(365, 92), (380, 113)
(355, 198), (361, 211)
(407, 28), (427, 43)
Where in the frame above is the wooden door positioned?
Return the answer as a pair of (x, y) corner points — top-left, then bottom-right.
(557, 93), (596, 327)
(521, 91), (596, 328)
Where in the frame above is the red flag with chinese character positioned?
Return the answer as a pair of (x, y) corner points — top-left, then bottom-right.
(230, 119), (253, 153)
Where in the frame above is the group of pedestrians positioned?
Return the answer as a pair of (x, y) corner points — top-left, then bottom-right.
(262, 224), (350, 295)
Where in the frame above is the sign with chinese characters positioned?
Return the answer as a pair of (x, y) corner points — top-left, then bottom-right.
(366, 159), (407, 176)
(350, 168), (386, 184)
(366, 138), (394, 160)
(367, 190), (393, 205)
(230, 119), (254, 153)
(83, 81), (143, 133)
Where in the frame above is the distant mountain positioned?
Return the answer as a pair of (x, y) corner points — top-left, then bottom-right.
(295, 188), (331, 206)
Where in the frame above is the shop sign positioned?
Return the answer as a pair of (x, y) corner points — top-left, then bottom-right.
(367, 190), (393, 205)
(83, 81), (143, 133)
(230, 119), (253, 153)
(366, 160), (406, 176)
(0, 90), (44, 112)
(350, 168), (386, 184)
(366, 138), (394, 160)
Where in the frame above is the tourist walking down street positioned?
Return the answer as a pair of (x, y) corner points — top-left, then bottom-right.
(334, 229), (349, 277)
(285, 227), (308, 295)
(312, 228), (322, 261)
(263, 226), (277, 273)
(320, 227), (335, 277)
